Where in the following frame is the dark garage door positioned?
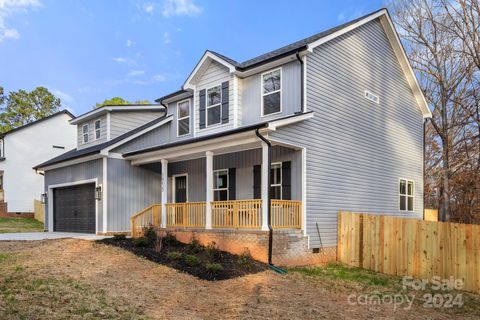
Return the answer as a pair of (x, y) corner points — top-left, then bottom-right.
(53, 183), (95, 233)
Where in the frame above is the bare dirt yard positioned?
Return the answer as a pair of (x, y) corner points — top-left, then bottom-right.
(0, 239), (479, 319)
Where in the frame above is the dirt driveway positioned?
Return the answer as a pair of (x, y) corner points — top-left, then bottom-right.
(0, 239), (477, 319)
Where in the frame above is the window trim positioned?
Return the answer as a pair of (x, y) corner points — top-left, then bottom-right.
(205, 84), (222, 127)
(261, 67), (282, 117)
(176, 98), (191, 137)
(213, 169), (229, 201)
(271, 162), (283, 200)
(0, 139), (4, 158)
(399, 178), (415, 212)
(82, 124), (89, 144)
(94, 119), (101, 140)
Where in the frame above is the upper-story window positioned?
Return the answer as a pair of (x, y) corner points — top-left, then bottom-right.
(262, 68), (282, 116)
(94, 119), (101, 140)
(207, 85), (222, 126)
(0, 139), (4, 159)
(177, 99), (190, 136)
(399, 179), (414, 211)
(82, 124), (89, 143)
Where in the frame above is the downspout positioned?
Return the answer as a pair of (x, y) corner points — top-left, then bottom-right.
(295, 51), (304, 113)
(255, 128), (287, 274)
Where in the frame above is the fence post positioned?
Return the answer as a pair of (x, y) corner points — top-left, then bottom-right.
(337, 210), (342, 261)
(359, 214), (364, 269)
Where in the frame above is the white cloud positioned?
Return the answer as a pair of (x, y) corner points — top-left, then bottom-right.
(127, 70), (145, 77)
(126, 39), (134, 47)
(113, 57), (127, 63)
(143, 2), (154, 14)
(52, 89), (74, 104)
(163, 31), (170, 44)
(113, 56), (136, 65)
(0, 0), (41, 42)
(162, 0), (202, 17)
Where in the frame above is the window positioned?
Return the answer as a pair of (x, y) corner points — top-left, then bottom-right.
(213, 169), (228, 201)
(206, 85), (222, 126)
(0, 139), (4, 158)
(399, 179), (414, 211)
(177, 99), (190, 136)
(270, 163), (282, 200)
(262, 68), (281, 116)
(94, 119), (101, 140)
(82, 124), (89, 143)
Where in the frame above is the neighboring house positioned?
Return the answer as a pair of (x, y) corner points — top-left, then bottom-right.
(0, 110), (76, 217)
(35, 9), (431, 265)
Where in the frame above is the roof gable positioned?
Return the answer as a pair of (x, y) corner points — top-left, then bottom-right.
(183, 51), (236, 90)
(0, 110), (74, 138)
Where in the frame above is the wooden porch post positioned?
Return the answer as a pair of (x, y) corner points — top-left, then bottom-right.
(161, 159), (168, 228)
(261, 142), (269, 231)
(205, 151), (213, 229)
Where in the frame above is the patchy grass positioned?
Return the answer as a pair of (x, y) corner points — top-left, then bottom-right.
(0, 249), (147, 320)
(0, 217), (44, 233)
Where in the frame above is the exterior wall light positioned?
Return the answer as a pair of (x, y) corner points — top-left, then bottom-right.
(95, 186), (102, 200)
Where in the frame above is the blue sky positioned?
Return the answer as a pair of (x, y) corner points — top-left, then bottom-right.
(1, 0), (384, 115)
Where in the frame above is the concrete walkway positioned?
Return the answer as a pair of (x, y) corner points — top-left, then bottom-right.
(0, 232), (111, 241)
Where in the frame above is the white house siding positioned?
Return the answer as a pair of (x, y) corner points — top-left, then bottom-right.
(44, 159), (103, 231)
(270, 19), (424, 248)
(110, 111), (163, 139)
(194, 60), (234, 136)
(241, 61), (302, 124)
(77, 115), (107, 150)
(112, 124), (171, 154)
(107, 158), (161, 232)
(1, 113), (76, 213)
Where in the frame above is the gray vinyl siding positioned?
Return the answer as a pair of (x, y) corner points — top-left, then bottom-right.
(270, 19), (424, 248)
(194, 61), (234, 135)
(241, 61), (302, 124)
(112, 123), (171, 154)
(166, 146), (301, 202)
(44, 159), (103, 232)
(107, 158), (161, 232)
(110, 111), (163, 139)
(77, 116), (107, 149)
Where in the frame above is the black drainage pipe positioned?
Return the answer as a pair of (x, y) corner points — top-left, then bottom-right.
(295, 51), (305, 113)
(255, 129), (287, 274)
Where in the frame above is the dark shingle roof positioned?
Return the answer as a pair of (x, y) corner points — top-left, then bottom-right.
(34, 115), (172, 169)
(0, 110), (74, 138)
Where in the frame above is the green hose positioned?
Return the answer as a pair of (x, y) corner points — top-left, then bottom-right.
(269, 264), (288, 274)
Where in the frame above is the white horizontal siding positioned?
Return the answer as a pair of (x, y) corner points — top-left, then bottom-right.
(110, 111), (162, 139)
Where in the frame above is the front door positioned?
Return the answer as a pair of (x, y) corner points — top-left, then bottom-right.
(174, 175), (187, 203)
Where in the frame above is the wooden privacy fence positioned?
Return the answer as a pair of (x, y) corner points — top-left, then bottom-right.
(424, 208), (438, 221)
(130, 204), (161, 238)
(211, 200), (262, 229)
(338, 211), (480, 294)
(33, 200), (44, 222)
(166, 202), (206, 227)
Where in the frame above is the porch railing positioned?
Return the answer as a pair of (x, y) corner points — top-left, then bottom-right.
(166, 202), (206, 228)
(130, 204), (161, 238)
(211, 199), (262, 229)
(271, 199), (302, 229)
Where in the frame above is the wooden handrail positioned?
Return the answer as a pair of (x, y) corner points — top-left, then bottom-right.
(130, 204), (161, 238)
(271, 199), (302, 229)
(166, 202), (206, 228)
(211, 199), (262, 229)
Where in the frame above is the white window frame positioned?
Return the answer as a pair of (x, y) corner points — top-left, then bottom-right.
(172, 174), (188, 203)
(271, 162), (282, 200)
(261, 67), (282, 117)
(206, 84), (222, 127)
(177, 99), (191, 137)
(213, 169), (229, 201)
(0, 139), (4, 158)
(82, 124), (89, 143)
(94, 119), (101, 140)
(399, 178), (414, 212)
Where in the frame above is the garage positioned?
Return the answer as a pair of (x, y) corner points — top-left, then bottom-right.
(53, 183), (96, 233)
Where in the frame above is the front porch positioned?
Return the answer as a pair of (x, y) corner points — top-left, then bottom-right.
(130, 199), (302, 237)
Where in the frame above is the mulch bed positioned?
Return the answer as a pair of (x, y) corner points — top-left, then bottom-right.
(98, 236), (267, 281)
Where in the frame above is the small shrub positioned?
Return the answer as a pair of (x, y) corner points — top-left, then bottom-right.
(163, 233), (177, 246)
(113, 234), (126, 241)
(183, 254), (201, 266)
(133, 237), (149, 247)
(144, 227), (157, 244)
(237, 249), (253, 269)
(166, 251), (182, 260)
(206, 262), (224, 274)
(187, 237), (203, 253)
(205, 241), (221, 261)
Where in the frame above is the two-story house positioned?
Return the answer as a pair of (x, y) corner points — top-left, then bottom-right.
(0, 110), (76, 217)
(36, 9), (432, 266)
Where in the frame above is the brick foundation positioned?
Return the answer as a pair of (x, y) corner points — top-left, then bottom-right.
(0, 212), (34, 218)
(158, 228), (336, 267)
